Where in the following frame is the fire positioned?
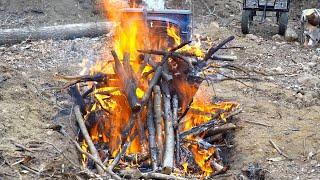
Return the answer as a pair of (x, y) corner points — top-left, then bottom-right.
(180, 92), (238, 176)
(167, 25), (204, 57)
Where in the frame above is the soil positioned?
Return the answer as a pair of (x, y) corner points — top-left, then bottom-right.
(0, 0), (319, 180)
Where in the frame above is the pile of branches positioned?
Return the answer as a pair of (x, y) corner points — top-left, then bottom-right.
(64, 36), (242, 179)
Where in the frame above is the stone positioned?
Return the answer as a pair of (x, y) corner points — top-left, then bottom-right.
(285, 27), (299, 42)
(272, 34), (283, 41)
(297, 74), (320, 86)
(311, 55), (319, 61)
(246, 34), (259, 41)
(307, 62), (317, 68)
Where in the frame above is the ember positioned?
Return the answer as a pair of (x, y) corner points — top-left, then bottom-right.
(69, 0), (239, 178)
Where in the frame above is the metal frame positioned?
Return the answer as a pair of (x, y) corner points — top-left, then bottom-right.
(243, 0), (290, 12)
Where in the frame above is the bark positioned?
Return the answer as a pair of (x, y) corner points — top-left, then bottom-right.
(147, 99), (158, 170)
(161, 79), (174, 174)
(0, 22), (113, 45)
(153, 85), (162, 166)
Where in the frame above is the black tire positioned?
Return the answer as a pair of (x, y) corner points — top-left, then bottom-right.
(278, 12), (288, 36)
(241, 10), (253, 34)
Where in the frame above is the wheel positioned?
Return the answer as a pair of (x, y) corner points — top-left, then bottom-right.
(241, 10), (253, 34)
(278, 12), (289, 36)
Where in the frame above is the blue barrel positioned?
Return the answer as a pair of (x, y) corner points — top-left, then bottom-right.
(147, 9), (192, 43)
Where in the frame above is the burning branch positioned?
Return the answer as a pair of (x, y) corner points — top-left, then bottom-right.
(111, 51), (141, 112)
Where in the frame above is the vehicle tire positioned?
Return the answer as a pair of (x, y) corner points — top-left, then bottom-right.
(241, 10), (253, 34)
(278, 12), (288, 36)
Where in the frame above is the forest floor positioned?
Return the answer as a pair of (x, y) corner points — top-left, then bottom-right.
(0, 0), (319, 179)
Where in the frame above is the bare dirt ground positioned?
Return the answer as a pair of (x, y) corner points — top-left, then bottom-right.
(0, 0), (319, 180)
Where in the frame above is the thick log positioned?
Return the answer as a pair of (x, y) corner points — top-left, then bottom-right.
(153, 85), (163, 166)
(0, 22), (113, 45)
(147, 99), (159, 170)
(161, 79), (174, 174)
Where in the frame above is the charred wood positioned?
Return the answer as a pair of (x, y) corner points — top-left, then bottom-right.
(204, 123), (237, 138)
(111, 50), (141, 112)
(204, 134), (224, 144)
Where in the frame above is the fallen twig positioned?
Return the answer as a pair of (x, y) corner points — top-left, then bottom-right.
(141, 172), (187, 180)
(243, 120), (273, 128)
(269, 139), (289, 159)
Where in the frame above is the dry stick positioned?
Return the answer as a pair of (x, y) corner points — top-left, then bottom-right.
(203, 36), (235, 62)
(269, 140), (290, 159)
(141, 172), (187, 180)
(161, 75), (175, 174)
(137, 50), (191, 65)
(153, 85), (163, 167)
(71, 140), (121, 180)
(147, 99), (158, 171)
(172, 95), (180, 164)
(243, 120), (273, 128)
(74, 105), (104, 175)
(14, 142), (35, 153)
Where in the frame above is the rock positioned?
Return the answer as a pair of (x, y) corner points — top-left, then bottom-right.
(209, 21), (220, 29)
(297, 74), (320, 86)
(296, 92), (304, 99)
(307, 62), (317, 68)
(271, 66), (283, 73)
(272, 34), (283, 41)
(311, 55), (319, 61)
(246, 34), (259, 41)
(285, 27), (299, 42)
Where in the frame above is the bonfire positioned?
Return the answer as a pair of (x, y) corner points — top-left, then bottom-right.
(61, 0), (240, 179)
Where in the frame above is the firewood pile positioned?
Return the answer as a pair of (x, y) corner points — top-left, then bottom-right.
(61, 34), (241, 179)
